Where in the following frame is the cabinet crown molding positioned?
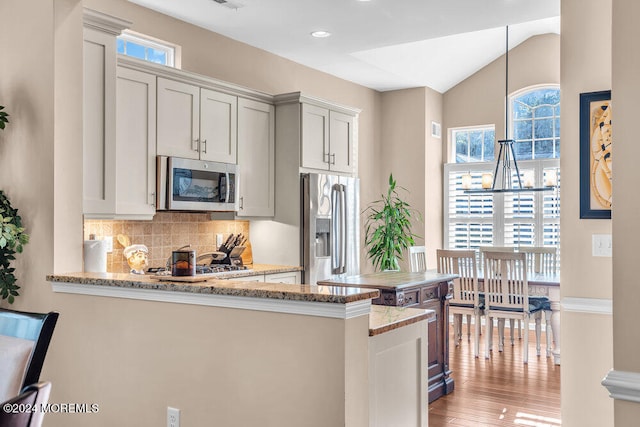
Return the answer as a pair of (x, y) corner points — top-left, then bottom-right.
(274, 92), (361, 116)
(83, 8), (132, 35)
(118, 56), (274, 104)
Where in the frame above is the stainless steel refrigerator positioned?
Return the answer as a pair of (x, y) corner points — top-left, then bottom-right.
(301, 173), (360, 284)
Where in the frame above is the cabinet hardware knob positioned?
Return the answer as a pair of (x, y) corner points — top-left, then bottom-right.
(193, 138), (199, 152)
(330, 153), (336, 165)
(240, 196), (244, 210)
(202, 139), (207, 153)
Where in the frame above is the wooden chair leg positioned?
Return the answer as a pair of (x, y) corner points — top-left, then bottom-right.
(523, 318), (529, 364)
(473, 314), (480, 358)
(497, 318), (505, 352)
(509, 319), (515, 345)
(535, 315), (542, 356)
(517, 320), (522, 340)
(453, 314), (462, 345)
(485, 315), (492, 359)
(466, 314), (472, 341)
(544, 309), (553, 357)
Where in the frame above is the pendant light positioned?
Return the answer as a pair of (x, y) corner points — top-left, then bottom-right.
(465, 25), (554, 194)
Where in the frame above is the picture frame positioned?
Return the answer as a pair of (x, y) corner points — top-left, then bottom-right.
(580, 90), (612, 219)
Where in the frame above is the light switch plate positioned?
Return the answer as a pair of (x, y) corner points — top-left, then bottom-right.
(592, 234), (612, 257)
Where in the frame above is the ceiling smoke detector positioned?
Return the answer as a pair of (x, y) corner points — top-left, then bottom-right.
(211, 0), (244, 10)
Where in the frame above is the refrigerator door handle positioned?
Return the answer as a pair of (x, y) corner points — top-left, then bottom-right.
(331, 185), (339, 273)
(339, 185), (347, 274)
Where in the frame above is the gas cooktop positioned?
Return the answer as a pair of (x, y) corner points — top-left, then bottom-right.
(147, 264), (250, 276)
(195, 264), (249, 274)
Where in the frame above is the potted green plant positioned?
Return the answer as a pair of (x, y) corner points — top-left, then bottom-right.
(0, 105), (30, 303)
(363, 174), (420, 271)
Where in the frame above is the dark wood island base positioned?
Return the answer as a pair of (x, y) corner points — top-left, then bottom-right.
(318, 271), (457, 402)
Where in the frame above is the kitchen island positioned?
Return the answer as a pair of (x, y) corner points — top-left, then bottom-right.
(46, 268), (433, 427)
(319, 270), (457, 403)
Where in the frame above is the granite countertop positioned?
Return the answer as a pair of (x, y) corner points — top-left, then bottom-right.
(368, 305), (434, 336)
(318, 270), (458, 290)
(46, 265), (379, 304)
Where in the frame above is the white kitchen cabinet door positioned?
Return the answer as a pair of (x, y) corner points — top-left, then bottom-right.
(157, 77), (200, 159)
(237, 99), (275, 217)
(200, 89), (237, 163)
(301, 103), (330, 171)
(264, 272), (300, 284)
(115, 67), (156, 218)
(83, 27), (117, 215)
(329, 111), (354, 174)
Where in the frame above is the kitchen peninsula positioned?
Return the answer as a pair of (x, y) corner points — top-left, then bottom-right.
(319, 270), (457, 403)
(47, 269), (432, 427)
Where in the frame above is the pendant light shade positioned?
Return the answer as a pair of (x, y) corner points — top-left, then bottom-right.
(464, 25), (554, 194)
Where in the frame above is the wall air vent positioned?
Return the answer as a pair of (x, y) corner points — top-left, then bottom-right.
(211, 0), (244, 10)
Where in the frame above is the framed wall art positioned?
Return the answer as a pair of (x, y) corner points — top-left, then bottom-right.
(580, 90), (612, 219)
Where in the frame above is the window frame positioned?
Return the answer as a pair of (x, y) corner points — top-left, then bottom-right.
(509, 84), (561, 160)
(448, 124), (496, 163)
(117, 30), (180, 68)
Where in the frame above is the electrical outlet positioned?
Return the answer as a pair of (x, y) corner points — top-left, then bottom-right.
(103, 236), (113, 253)
(216, 233), (223, 247)
(167, 407), (180, 427)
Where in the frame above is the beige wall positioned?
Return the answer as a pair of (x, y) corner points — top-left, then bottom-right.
(378, 87), (443, 270)
(0, 0), (56, 312)
(561, 0), (614, 425)
(612, 0), (640, 424)
(44, 293), (369, 426)
(443, 33), (560, 160)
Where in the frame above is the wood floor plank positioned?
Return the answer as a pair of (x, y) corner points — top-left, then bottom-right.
(428, 327), (561, 426)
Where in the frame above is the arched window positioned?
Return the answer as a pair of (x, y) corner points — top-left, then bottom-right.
(511, 86), (560, 160)
(443, 85), (561, 256)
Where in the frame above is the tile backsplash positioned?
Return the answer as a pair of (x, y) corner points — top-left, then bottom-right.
(84, 212), (249, 273)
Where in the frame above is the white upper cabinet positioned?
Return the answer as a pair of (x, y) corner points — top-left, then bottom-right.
(156, 78), (200, 159)
(83, 9), (135, 218)
(328, 111), (355, 174)
(279, 93), (359, 176)
(157, 78), (237, 163)
(115, 66), (157, 218)
(301, 107), (354, 174)
(237, 99), (275, 217)
(200, 89), (237, 163)
(301, 104), (330, 171)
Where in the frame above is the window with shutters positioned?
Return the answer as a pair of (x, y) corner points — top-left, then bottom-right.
(444, 86), (561, 260)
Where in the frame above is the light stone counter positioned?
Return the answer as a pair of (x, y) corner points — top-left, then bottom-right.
(369, 305), (435, 336)
(47, 266), (379, 320)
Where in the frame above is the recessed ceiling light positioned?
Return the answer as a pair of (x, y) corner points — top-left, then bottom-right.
(311, 30), (331, 38)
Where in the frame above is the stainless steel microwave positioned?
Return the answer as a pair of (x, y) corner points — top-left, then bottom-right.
(157, 156), (238, 212)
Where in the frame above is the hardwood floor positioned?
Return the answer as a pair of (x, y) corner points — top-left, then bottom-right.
(429, 326), (561, 426)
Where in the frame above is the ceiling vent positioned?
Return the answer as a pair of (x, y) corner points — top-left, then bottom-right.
(211, 0), (244, 10)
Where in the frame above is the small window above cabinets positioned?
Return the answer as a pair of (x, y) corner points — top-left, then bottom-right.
(156, 77), (237, 164)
